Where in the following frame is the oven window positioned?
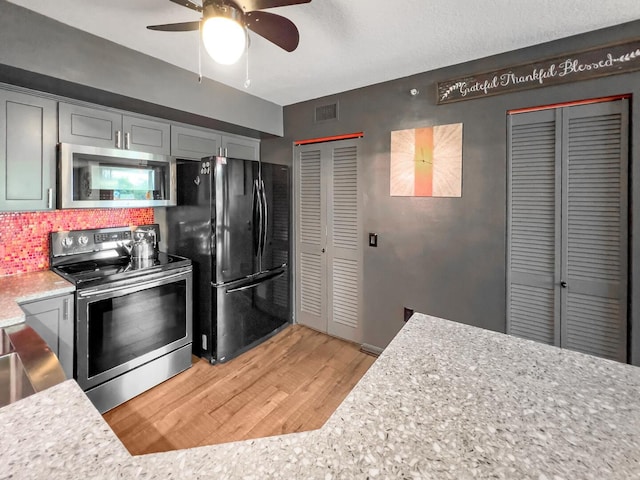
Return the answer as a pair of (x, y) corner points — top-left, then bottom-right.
(87, 280), (187, 378)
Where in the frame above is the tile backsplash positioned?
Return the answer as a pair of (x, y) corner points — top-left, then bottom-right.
(0, 208), (154, 276)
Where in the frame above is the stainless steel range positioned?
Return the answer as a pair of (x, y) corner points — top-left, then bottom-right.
(50, 224), (193, 413)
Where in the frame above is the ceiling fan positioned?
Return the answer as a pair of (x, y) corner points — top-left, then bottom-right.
(147, 0), (311, 65)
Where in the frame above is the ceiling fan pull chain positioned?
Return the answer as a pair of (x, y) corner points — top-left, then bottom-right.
(244, 29), (251, 89)
(198, 21), (203, 83)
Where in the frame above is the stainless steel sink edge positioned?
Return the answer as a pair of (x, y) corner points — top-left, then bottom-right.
(0, 323), (66, 407)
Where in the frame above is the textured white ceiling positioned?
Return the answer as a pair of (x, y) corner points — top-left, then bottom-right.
(6, 0), (640, 106)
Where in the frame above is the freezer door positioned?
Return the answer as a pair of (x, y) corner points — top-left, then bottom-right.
(214, 266), (289, 363)
(214, 157), (260, 283)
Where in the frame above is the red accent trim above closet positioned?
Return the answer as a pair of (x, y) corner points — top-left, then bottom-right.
(508, 94), (631, 114)
(294, 132), (363, 146)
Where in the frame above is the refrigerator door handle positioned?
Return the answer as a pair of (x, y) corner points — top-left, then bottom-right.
(223, 268), (286, 294)
(252, 179), (262, 257)
(260, 179), (268, 258)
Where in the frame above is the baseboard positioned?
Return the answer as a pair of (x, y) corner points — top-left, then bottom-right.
(360, 343), (384, 357)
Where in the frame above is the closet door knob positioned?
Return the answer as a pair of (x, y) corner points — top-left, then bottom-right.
(560, 281), (567, 288)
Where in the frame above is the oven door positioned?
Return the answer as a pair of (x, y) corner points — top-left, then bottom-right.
(75, 267), (192, 391)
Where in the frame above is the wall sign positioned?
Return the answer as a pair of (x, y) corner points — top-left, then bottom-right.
(437, 39), (640, 104)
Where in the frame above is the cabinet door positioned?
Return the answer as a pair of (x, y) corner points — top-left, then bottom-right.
(171, 125), (221, 159)
(222, 135), (260, 161)
(123, 115), (170, 155)
(0, 89), (57, 211)
(59, 102), (121, 149)
(21, 294), (74, 379)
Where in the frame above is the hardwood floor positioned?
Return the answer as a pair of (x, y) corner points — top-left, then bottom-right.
(103, 324), (377, 455)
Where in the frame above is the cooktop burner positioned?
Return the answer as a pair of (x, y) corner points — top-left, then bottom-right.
(54, 252), (189, 286)
(50, 225), (191, 288)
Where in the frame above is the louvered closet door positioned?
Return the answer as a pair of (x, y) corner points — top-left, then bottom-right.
(507, 109), (562, 345)
(507, 99), (628, 362)
(561, 101), (628, 362)
(327, 144), (361, 341)
(295, 139), (362, 343)
(296, 147), (327, 332)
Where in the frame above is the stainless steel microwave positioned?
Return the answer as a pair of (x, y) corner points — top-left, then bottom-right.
(58, 143), (177, 209)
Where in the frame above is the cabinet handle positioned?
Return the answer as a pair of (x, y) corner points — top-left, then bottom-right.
(560, 281), (568, 288)
(124, 132), (130, 150)
(47, 188), (53, 209)
(116, 130), (122, 149)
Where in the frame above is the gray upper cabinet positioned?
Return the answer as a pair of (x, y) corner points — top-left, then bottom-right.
(171, 125), (221, 160)
(0, 89), (57, 211)
(223, 135), (260, 161)
(171, 124), (260, 161)
(59, 102), (170, 155)
(58, 102), (119, 149)
(123, 115), (171, 155)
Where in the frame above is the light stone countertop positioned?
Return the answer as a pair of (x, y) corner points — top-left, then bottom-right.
(0, 270), (75, 327)
(1, 313), (639, 479)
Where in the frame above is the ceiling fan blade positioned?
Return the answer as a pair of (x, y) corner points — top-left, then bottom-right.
(245, 11), (300, 52)
(147, 21), (201, 32)
(237, 0), (310, 12)
(169, 0), (203, 13)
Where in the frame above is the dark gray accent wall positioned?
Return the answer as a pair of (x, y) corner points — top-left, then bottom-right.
(0, 1), (282, 137)
(261, 20), (640, 365)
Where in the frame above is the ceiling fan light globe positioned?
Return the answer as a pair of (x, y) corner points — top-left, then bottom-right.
(202, 17), (246, 65)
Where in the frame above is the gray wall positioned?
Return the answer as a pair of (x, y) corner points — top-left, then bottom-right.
(261, 21), (640, 364)
(0, 1), (282, 137)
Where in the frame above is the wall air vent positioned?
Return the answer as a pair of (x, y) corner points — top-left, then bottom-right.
(314, 102), (339, 123)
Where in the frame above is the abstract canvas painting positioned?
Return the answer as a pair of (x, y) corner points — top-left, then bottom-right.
(390, 123), (463, 197)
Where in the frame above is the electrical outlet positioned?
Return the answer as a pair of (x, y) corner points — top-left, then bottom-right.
(368, 233), (378, 247)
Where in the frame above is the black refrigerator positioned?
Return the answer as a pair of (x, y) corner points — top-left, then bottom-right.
(167, 156), (290, 363)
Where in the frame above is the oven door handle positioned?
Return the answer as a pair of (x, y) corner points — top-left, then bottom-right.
(77, 270), (189, 298)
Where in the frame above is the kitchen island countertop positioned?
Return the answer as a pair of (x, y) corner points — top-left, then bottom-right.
(0, 270), (75, 328)
(1, 313), (639, 479)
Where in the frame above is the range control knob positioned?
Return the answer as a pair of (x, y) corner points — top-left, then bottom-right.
(78, 235), (89, 246)
(61, 237), (74, 248)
